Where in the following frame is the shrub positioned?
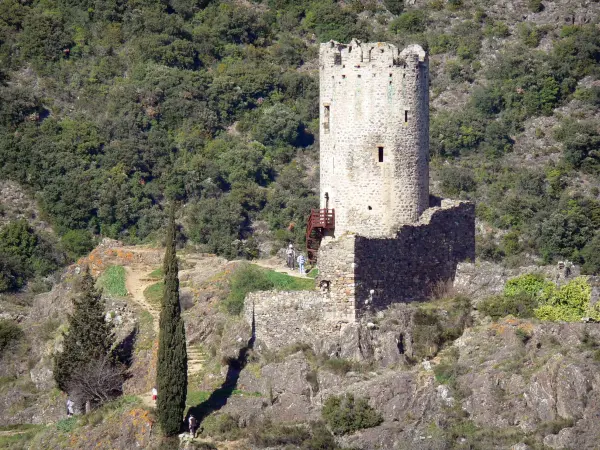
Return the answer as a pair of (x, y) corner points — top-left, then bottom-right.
(200, 413), (242, 440)
(0, 220), (61, 292)
(581, 236), (600, 275)
(439, 166), (476, 197)
(433, 348), (460, 384)
(250, 420), (310, 446)
(61, 230), (95, 261)
(535, 276), (597, 322)
(322, 394), (383, 435)
(223, 263), (274, 315)
(390, 10), (427, 34)
(384, 0), (404, 15)
(0, 320), (24, 355)
(411, 309), (442, 359)
(478, 293), (538, 320)
(322, 358), (353, 376)
(504, 273), (552, 298)
(55, 417), (77, 433)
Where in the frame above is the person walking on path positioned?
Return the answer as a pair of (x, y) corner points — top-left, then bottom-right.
(66, 398), (74, 417)
(286, 243), (295, 269)
(297, 253), (305, 276)
(151, 387), (157, 402)
(189, 415), (198, 438)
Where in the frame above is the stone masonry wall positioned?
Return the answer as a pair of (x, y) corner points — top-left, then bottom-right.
(317, 200), (475, 319)
(319, 40), (429, 237)
(244, 290), (357, 354)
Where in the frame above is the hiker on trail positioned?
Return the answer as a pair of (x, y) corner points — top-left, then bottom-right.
(189, 415), (198, 438)
(297, 253), (305, 276)
(66, 398), (74, 417)
(286, 243), (295, 269)
(151, 387), (157, 402)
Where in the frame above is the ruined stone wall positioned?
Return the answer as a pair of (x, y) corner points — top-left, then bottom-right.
(317, 200), (475, 318)
(244, 290), (356, 354)
(319, 40), (429, 237)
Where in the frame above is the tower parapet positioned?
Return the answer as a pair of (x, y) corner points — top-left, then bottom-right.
(319, 40), (429, 237)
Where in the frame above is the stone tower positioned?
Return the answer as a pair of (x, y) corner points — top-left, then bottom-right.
(244, 41), (476, 350)
(319, 40), (430, 237)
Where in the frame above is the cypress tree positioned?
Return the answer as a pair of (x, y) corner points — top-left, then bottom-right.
(156, 205), (188, 436)
(54, 267), (114, 393)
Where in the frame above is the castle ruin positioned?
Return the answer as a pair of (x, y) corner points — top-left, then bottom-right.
(245, 40), (475, 351)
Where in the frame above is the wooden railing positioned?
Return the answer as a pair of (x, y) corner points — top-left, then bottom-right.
(305, 209), (335, 264)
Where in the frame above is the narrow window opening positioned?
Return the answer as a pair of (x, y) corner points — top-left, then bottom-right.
(389, 73), (392, 77)
(357, 74), (361, 78)
(342, 74), (346, 79)
(368, 205), (372, 210)
(378, 146), (384, 162)
(404, 110), (408, 123)
(324, 105), (330, 133)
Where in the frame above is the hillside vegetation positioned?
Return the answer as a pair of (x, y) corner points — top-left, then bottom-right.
(0, 0), (600, 282)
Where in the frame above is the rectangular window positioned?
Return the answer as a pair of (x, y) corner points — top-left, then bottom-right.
(378, 146), (384, 163)
(324, 105), (330, 133)
(404, 110), (408, 123)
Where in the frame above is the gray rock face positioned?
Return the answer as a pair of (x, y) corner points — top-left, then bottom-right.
(222, 316), (600, 450)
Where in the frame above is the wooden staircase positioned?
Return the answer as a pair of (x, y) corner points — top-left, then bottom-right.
(306, 209), (335, 264)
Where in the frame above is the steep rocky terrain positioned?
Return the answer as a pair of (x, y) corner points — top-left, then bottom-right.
(4, 236), (600, 449)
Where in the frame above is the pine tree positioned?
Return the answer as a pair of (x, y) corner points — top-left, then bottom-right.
(156, 205), (188, 436)
(54, 267), (114, 394)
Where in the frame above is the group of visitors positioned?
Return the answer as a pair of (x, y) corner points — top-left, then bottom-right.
(286, 243), (306, 276)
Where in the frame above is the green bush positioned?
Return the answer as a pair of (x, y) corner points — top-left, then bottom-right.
(433, 348), (460, 385)
(504, 273), (552, 298)
(250, 420), (310, 446)
(478, 293), (538, 320)
(0, 320), (24, 355)
(55, 417), (77, 433)
(581, 236), (600, 275)
(322, 394), (382, 435)
(223, 264), (274, 315)
(200, 413), (242, 440)
(390, 10), (427, 34)
(0, 220), (61, 292)
(412, 309), (443, 359)
(439, 166), (476, 197)
(535, 276), (597, 322)
(60, 230), (95, 260)
(384, 0), (404, 15)
(322, 358), (354, 376)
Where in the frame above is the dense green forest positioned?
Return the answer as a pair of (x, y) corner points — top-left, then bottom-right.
(0, 0), (600, 291)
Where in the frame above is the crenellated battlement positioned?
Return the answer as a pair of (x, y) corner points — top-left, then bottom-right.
(319, 39), (427, 70)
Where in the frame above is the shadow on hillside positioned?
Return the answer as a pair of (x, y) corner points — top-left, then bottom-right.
(186, 309), (256, 425)
(113, 325), (138, 369)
